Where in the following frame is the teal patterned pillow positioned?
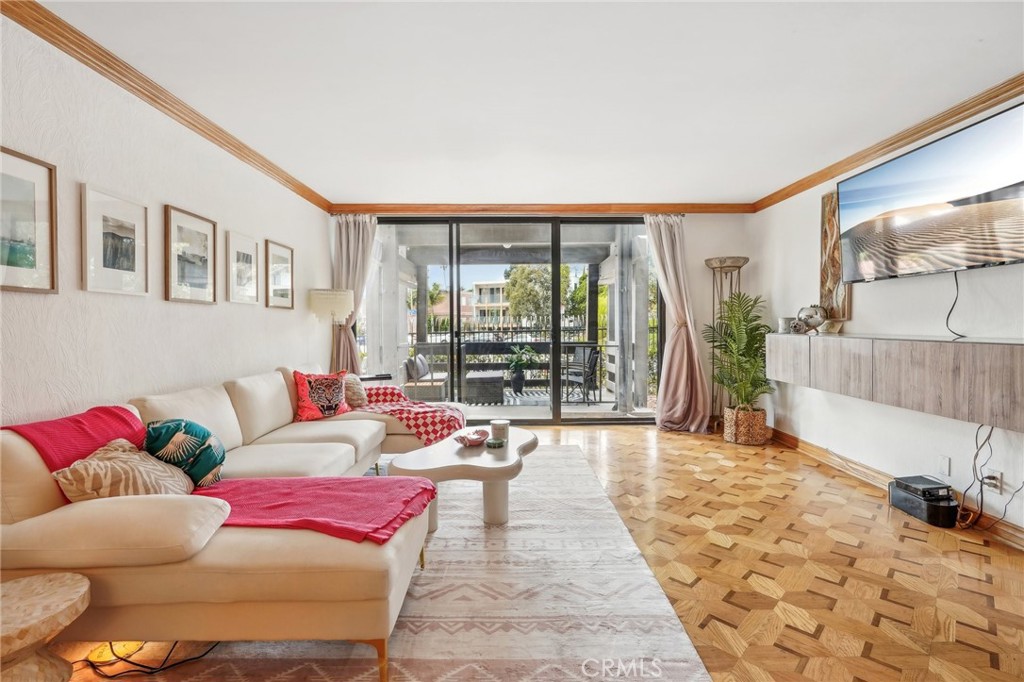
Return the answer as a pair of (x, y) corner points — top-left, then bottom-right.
(144, 419), (225, 487)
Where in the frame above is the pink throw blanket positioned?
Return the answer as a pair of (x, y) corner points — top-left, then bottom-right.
(3, 406), (145, 473)
(193, 476), (437, 544)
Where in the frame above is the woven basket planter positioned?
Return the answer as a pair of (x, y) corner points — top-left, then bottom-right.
(723, 407), (771, 445)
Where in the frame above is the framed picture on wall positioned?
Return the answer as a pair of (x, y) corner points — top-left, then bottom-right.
(165, 205), (216, 304)
(82, 184), (148, 296)
(265, 239), (293, 309)
(226, 231), (258, 304)
(1, 147), (57, 293)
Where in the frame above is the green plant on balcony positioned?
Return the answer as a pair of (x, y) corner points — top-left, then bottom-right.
(508, 344), (540, 395)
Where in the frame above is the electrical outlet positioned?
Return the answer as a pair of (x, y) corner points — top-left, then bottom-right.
(937, 455), (951, 476)
(983, 470), (1003, 494)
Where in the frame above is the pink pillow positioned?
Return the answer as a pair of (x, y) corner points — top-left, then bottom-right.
(293, 370), (352, 422)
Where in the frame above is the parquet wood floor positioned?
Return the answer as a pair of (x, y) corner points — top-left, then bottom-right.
(532, 426), (1024, 682)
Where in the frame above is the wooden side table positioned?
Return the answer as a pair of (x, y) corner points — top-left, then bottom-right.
(1, 573), (90, 682)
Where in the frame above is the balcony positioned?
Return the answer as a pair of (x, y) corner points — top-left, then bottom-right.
(403, 323), (649, 419)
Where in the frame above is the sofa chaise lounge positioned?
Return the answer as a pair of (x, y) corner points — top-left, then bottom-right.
(0, 366), (448, 682)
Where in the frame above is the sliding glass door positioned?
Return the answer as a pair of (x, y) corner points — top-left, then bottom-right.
(456, 222), (553, 421)
(359, 223), (453, 402)
(365, 219), (659, 423)
(559, 222), (658, 419)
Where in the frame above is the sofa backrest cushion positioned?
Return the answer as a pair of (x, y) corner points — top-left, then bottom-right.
(1, 404), (142, 524)
(223, 371), (294, 444)
(131, 386), (244, 451)
(277, 364), (324, 413)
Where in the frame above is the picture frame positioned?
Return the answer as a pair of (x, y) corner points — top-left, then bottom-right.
(82, 184), (148, 296)
(165, 205), (216, 304)
(265, 239), (294, 309)
(1, 147), (57, 293)
(226, 231), (259, 304)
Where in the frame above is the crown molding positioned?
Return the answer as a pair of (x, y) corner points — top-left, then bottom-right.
(328, 203), (756, 216)
(1, 0), (332, 212)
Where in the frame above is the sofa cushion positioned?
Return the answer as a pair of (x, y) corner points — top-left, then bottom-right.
(145, 419), (225, 487)
(48, 515), (428, 608)
(223, 372), (294, 444)
(131, 386), (244, 451)
(252, 419), (385, 460)
(324, 410), (415, 436)
(344, 374), (368, 409)
(294, 370), (352, 421)
(53, 439), (194, 502)
(221, 443), (356, 478)
(0, 494), (229, 569)
(277, 364), (324, 413)
(0, 405), (143, 524)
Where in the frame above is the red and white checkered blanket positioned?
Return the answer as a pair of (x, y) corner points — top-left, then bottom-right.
(359, 387), (465, 446)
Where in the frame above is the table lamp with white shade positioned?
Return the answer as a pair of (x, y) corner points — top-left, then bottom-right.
(308, 289), (354, 371)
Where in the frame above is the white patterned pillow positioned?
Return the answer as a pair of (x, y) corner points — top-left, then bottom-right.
(52, 439), (194, 502)
(344, 374), (368, 408)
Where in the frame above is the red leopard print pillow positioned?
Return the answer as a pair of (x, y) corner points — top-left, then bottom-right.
(293, 370), (352, 422)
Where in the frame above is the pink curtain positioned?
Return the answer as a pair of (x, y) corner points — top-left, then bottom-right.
(331, 214), (377, 374)
(645, 214), (711, 432)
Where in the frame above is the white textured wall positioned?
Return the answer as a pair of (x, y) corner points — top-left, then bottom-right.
(678, 214), (759, 386)
(0, 20), (332, 424)
(748, 106), (1024, 527)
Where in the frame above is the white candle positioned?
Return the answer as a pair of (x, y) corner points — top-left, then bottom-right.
(490, 419), (510, 440)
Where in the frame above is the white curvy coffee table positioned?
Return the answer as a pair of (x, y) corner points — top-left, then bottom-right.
(389, 426), (538, 532)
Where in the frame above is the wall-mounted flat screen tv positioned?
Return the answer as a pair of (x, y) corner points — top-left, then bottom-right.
(838, 103), (1023, 284)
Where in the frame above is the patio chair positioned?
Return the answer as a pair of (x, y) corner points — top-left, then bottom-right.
(564, 348), (599, 405)
(403, 354), (449, 401)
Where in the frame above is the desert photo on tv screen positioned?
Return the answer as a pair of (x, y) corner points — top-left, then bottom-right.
(838, 104), (1024, 284)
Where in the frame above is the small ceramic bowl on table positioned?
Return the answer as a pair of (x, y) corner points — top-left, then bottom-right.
(454, 429), (489, 447)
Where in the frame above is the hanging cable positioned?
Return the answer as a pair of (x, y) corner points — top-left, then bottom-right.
(956, 425), (994, 529)
(945, 270), (967, 339)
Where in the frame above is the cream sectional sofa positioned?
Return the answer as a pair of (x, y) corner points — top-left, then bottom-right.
(0, 367), (446, 681)
(131, 370), (385, 478)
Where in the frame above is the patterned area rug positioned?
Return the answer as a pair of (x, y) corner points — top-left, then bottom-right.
(61, 446), (709, 681)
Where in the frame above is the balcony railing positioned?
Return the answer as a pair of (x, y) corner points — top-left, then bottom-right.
(405, 321), (613, 404)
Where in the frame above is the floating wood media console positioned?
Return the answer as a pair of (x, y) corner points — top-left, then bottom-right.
(766, 333), (1024, 433)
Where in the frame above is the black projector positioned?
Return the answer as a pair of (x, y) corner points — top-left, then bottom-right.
(888, 479), (958, 528)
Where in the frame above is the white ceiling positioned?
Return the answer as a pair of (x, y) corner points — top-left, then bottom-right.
(42, 2), (1024, 204)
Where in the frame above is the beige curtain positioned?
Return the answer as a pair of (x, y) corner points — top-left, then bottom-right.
(645, 214), (710, 432)
(331, 214), (377, 373)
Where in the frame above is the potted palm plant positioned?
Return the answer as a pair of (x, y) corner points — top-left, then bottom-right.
(508, 345), (539, 395)
(702, 292), (775, 444)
